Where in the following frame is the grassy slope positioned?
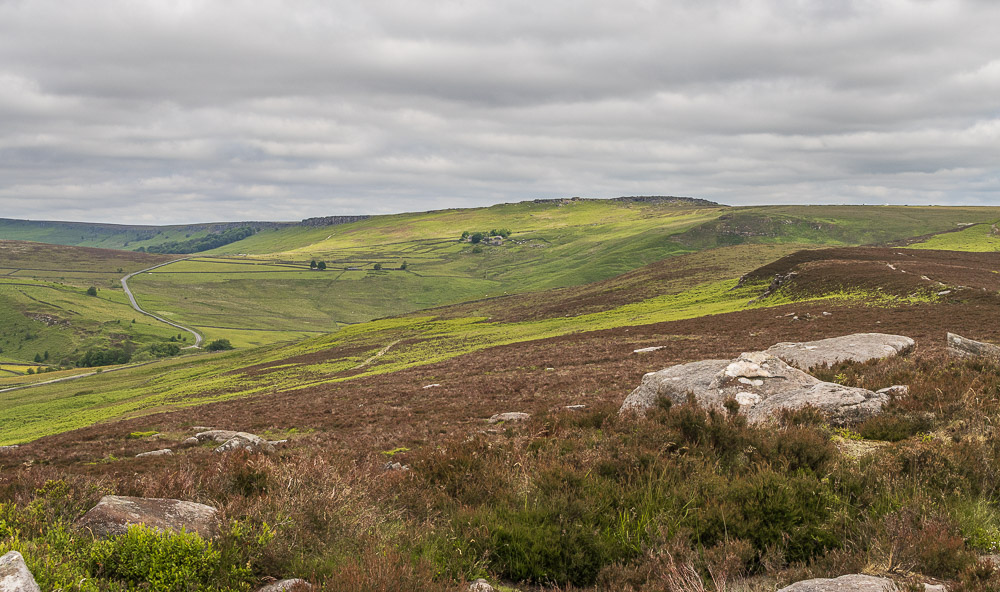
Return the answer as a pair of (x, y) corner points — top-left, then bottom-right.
(0, 242), (186, 364)
(906, 221), (1000, 251)
(0, 242), (945, 446)
(127, 202), (1000, 347)
(0, 218), (257, 251)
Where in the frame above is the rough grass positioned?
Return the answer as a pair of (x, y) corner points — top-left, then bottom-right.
(7, 353), (1000, 590)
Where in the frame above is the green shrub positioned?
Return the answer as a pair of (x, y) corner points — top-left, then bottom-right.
(206, 339), (234, 351)
(89, 525), (237, 592)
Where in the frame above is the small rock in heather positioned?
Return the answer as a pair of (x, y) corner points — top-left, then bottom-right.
(565, 404), (586, 410)
(0, 550), (41, 592)
(877, 385), (909, 398)
(633, 346), (665, 353)
(256, 578), (312, 592)
(0, 445), (19, 452)
(383, 461), (410, 472)
(422, 383), (441, 389)
(135, 449), (173, 458)
(923, 584), (945, 592)
(179, 437), (200, 447)
(469, 579), (495, 592)
(487, 412), (530, 424)
(777, 574), (898, 592)
(76, 495), (218, 539)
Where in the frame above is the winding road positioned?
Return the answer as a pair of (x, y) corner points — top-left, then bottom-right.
(121, 258), (203, 347)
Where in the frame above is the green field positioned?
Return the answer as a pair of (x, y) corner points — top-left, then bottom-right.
(906, 221), (1000, 251)
(3, 200), (1000, 443)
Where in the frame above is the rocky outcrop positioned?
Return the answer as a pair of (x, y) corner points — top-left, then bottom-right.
(620, 351), (887, 425)
(766, 333), (914, 370)
(76, 495), (218, 539)
(947, 333), (1000, 358)
(214, 433), (274, 454)
(0, 551), (41, 592)
(777, 574), (897, 592)
(487, 412), (530, 424)
(256, 579), (312, 592)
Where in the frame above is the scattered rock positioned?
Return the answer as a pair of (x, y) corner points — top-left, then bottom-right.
(487, 412), (530, 424)
(179, 437), (200, 448)
(947, 333), (1000, 359)
(215, 433), (274, 454)
(565, 404), (587, 411)
(76, 495), (218, 539)
(777, 574), (898, 592)
(633, 346), (665, 353)
(877, 385), (909, 398)
(0, 550), (41, 592)
(268, 439), (288, 448)
(0, 445), (19, 453)
(135, 449), (173, 458)
(621, 351), (887, 425)
(765, 333), (915, 370)
(469, 579), (495, 592)
(937, 290), (952, 296)
(923, 584), (945, 592)
(422, 384), (441, 389)
(256, 578), (312, 592)
(383, 461), (410, 472)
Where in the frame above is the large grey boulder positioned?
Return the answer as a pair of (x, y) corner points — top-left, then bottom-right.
(76, 495), (218, 539)
(0, 551), (40, 592)
(620, 351), (887, 425)
(947, 333), (1000, 358)
(766, 333), (914, 370)
(469, 579), (495, 592)
(621, 352), (819, 413)
(778, 574), (897, 592)
(746, 382), (889, 426)
(256, 579), (312, 592)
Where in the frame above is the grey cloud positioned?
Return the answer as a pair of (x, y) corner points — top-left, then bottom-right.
(0, 0), (998, 223)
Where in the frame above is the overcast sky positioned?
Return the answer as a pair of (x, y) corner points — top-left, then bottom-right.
(1, 0), (998, 224)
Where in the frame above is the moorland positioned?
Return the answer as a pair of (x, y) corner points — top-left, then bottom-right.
(3, 197), (1000, 591)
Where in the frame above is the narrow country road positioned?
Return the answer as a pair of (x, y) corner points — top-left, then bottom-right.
(121, 258), (203, 347)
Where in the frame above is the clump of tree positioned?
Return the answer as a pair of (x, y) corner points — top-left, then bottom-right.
(206, 339), (234, 351)
(77, 347), (131, 367)
(373, 263), (382, 270)
(461, 228), (512, 243)
(131, 342), (182, 362)
(86, 286), (98, 296)
(138, 227), (256, 254)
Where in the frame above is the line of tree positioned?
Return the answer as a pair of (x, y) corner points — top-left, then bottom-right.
(136, 226), (256, 254)
(77, 347), (131, 367)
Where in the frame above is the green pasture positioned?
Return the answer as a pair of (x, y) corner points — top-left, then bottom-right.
(905, 222), (1000, 251)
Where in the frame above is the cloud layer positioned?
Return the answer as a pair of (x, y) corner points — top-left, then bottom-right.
(1, 0), (998, 223)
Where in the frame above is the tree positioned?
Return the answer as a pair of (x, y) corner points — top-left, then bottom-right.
(43, 351), (49, 360)
(317, 261), (327, 270)
(460, 231), (470, 241)
(373, 263), (382, 270)
(86, 286), (98, 296)
(26, 367), (34, 375)
(470, 232), (485, 244)
(310, 260), (317, 269)
(400, 260), (408, 270)
(206, 339), (234, 351)
(34, 353), (42, 363)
